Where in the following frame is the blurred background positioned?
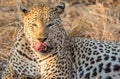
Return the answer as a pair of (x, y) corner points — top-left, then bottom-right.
(0, 0), (120, 76)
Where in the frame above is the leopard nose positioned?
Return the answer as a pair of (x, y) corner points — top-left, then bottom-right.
(38, 38), (47, 42)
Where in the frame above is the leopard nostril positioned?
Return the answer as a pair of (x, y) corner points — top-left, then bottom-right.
(37, 38), (42, 41)
(43, 38), (47, 42)
(37, 38), (47, 42)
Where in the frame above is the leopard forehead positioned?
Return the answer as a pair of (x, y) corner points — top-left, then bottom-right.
(23, 6), (50, 25)
(23, 4), (62, 25)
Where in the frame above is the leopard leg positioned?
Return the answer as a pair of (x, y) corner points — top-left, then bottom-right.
(1, 63), (14, 79)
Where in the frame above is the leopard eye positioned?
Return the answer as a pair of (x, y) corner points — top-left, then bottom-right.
(32, 24), (37, 27)
(46, 23), (54, 28)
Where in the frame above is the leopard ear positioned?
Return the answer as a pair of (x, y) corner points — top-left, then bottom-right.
(20, 7), (29, 14)
(56, 2), (65, 14)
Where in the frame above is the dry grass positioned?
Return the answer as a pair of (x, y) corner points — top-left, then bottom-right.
(63, 1), (120, 41)
(0, 0), (120, 78)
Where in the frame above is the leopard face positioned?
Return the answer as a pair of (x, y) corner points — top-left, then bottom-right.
(23, 5), (49, 47)
(22, 2), (65, 50)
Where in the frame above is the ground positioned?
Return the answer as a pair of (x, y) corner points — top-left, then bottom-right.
(0, 0), (120, 78)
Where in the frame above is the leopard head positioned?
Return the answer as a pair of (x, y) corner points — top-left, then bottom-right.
(21, 2), (66, 53)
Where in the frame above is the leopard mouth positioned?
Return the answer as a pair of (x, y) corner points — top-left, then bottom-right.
(34, 38), (53, 53)
(40, 45), (53, 53)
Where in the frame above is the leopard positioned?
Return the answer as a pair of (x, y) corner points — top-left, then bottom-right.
(2, 1), (120, 79)
(2, 2), (72, 79)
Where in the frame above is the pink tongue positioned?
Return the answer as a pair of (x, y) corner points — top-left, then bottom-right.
(34, 41), (46, 51)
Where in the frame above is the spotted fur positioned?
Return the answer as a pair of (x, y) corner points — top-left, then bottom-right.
(71, 38), (120, 79)
(2, 2), (71, 79)
(2, 2), (120, 79)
